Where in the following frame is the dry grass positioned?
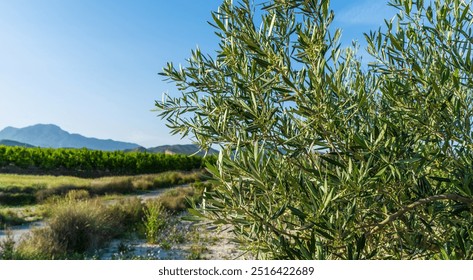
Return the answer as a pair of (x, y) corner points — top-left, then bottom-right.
(0, 170), (213, 259)
(155, 187), (196, 212)
(14, 196), (145, 259)
(0, 209), (27, 228)
(0, 170), (208, 206)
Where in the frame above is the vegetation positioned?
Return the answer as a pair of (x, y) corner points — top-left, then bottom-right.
(12, 197), (143, 259)
(0, 170), (208, 209)
(0, 145), (214, 177)
(156, 0), (473, 259)
(0, 182), (205, 259)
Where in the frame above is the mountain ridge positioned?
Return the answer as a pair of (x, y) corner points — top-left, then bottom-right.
(0, 139), (36, 148)
(0, 124), (218, 155)
(0, 124), (139, 151)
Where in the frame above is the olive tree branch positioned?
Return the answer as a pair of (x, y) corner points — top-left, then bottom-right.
(368, 193), (473, 236)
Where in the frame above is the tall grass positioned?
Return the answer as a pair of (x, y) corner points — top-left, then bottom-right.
(0, 230), (16, 260)
(14, 196), (144, 259)
(155, 187), (197, 212)
(0, 209), (26, 228)
(143, 201), (167, 244)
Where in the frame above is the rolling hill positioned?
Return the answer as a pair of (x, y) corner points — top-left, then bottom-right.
(0, 124), (141, 151)
(0, 124), (218, 155)
(0, 139), (36, 148)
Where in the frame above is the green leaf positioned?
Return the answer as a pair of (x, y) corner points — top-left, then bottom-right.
(271, 203), (287, 220)
(320, 155), (346, 168)
(314, 228), (335, 241)
(288, 206), (307, 220)
(211, 12), (227, 32)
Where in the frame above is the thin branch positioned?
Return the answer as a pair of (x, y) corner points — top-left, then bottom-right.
(367, 193), (473, 236)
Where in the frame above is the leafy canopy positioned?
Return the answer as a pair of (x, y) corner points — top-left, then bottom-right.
(156, 0), (473, 259)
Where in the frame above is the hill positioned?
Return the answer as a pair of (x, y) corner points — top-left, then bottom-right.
(147, 144), (218, 156)
(0, 139), (35, 148)
(0, 124), (141, 151)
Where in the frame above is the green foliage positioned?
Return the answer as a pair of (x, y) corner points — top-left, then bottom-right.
(150, 170), (209, 189)
(143, 201), (168, 244)
(0, 210), (27, 227)
(0, 171), (208, 206)
(15, 197), (145, 259)
(0, 146), (206, 177)
(0, 230), (16, 260)
(156, 186), (197, 212)
(156, 0), (473, 259)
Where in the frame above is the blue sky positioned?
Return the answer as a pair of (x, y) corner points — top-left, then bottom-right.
(0, 0), (396, 148)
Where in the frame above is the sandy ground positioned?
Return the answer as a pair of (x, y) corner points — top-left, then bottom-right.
(98, 206), (250, 261)
(0, 221), (45, 243)
(99, 223), (249, 260)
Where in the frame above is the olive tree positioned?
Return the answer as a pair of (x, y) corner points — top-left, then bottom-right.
(156, 0), (473, 259)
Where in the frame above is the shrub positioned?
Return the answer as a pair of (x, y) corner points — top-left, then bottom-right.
(47, 200), (114, 254)
(156, 0), (473, 259)
(0, 210), (26, 227)
(0, 230), (16, 260)
(16, 228), (65, 260)
(107, 197), (144, 233)
(156, 187), (196, 212)
(16, 198), (137, 259)
(0, 192), (35, 206)
(142, 201), (167, 244)
(89, 178), (134, 195)
(65, 189), (90, 201)
(152, 171), (208, 189)
(36, 185), (83, 203)
(132, 176), (155, 190)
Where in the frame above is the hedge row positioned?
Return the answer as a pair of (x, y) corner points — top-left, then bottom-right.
(0, 146), (215, 177)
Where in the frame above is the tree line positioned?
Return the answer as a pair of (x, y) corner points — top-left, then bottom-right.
(0, 145), (213, 176)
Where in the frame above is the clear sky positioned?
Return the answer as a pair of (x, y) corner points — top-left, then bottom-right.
(0, 0), (397, 148)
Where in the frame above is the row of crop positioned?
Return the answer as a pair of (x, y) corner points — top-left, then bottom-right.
(0, 146), (214, 176)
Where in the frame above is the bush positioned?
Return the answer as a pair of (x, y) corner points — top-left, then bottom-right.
(0, 192), (35, 206)
(65, 189), (90, 201)
(151, 171), (208, 189)
(156, 0), (473, 259)
(0, 186), (38, 206)
(16, 228), (65, 259)
(16, 198), (142, 259)
(142, 201), (167, 244)
(89, 178), (134, 195)
(156, 187), (196, 212)
(36, 185), (83, 203)
(47, 200), (114, 254)
(0, 210), (26, 227)
(107, 197), (144, 233)
(0, 230), (16, 260)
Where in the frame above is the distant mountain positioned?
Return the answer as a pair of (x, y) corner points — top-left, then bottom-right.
(126, 144), (218, 156)
(0, 124), (141, 151)
(147, 144), (218, 156)
(0, 139), (35, 148)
